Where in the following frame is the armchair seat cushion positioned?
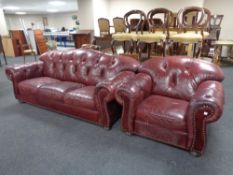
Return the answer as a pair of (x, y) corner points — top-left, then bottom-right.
(38, 81), (84, 102)
(64, 86), (96, 110)
(18, 77), (60, 97)
(136, 95), (188, 132)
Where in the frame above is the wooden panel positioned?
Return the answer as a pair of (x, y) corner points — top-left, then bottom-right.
(72, 30), (94, 48)
(2, 36), (15, 57)
(33, 29), (48, 54)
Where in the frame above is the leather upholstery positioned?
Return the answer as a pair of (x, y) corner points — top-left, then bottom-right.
(64, 86), (96, 110)
(136, 95), (188, 132)
(6, 49), (140, 128)
(18, 77), (60, 103)
(139, 56), (224, 101)
(116, 56), (224, 155)
(38, 81), (84, 102)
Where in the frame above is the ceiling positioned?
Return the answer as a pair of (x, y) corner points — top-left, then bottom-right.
(0, 0), (78, 14)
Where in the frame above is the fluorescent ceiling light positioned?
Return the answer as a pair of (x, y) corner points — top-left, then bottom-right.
(3, 6), (20, 10)
(48, 1), (66, 6)
(15, 12), (27, 15)
(47, 9), (59, 13)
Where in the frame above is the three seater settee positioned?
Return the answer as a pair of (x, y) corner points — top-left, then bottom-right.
(5, 49), (139, 129)
(116, 56), (224, 156)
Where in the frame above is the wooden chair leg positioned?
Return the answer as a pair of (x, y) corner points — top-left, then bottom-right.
(137, 41), (142, 61)
(123, 41), (126, 53)
(147, 43), (151, 59)
(193, 43), (197, 58)
(129, 40), (134, 54)
(111, 40), (116, 54)
(163, 41), (166, 57)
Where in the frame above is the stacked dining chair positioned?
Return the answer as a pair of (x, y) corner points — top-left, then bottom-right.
(169, 6), (211, 57)
(137, 8), (173, 60)
(111, 10), (146, 54)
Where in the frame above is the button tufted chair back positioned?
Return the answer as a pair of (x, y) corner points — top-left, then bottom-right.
(139, 57), (224, 101)
(39, 49), (139, 86)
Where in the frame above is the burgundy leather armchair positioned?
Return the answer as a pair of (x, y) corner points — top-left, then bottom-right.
(5, 49), (139, 129)
(116, 56), (224, 156)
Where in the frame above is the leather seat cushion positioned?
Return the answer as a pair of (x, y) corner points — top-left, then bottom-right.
(136, 95), (188, 132)
(18, 77), (60, 97)
(64, 86), (96, 110)
(38, 81), (84, 102)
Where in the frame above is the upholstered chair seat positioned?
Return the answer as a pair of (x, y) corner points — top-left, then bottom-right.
(112, 32), (138, 41)
(137, 31), (167, 43)
(171, 31), (209, 43)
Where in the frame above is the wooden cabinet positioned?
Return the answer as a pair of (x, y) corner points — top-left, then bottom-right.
(33, 29), (48, 54)
(72, 30), (94, 48)
(9, 30), (27, 56)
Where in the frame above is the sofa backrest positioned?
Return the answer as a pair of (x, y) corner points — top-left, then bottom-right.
(39, 49), (139, 86)
(139, 56), (224, 101)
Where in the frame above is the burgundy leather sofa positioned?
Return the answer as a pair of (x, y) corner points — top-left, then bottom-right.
(5, 49), (139, 129)
(116, 56), (224, 156)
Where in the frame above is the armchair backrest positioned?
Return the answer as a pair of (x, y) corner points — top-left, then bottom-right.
(139, 57), (224, 101)
(40, 48), (139, 86)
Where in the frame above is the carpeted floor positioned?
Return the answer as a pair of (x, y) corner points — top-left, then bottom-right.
(0, 55), (233, 175)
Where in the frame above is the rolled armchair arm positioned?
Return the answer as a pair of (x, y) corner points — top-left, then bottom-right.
(95, 71), (135, 128)
(5, 61), (44, 98)
(187, 80), (224, 155)
(115, 73), (153, 133)
(189, 81), (224, 123)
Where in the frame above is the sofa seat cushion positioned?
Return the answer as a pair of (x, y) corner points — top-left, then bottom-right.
(136, 95), (188, 132)
(18, 77), (60, 97)
(64, 86), (96, 110)
(38, 81), (84, 102)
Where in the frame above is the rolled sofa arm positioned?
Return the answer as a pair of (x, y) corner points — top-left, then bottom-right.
(187, 80), (224, 155)
(115, 73), (153, 133)
(95, 71), (135, 128)
(5, 61), (44, 82)
(5, 61), (44, 98)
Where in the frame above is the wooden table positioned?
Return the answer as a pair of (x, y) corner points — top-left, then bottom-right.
(213, 40), (233, 64)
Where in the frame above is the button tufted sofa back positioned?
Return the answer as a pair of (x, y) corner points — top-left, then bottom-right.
(39, 49), (139, 86)
(139, 56), (224, 101)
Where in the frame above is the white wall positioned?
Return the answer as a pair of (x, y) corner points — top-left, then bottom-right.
(0, 9), (9, 35)
(46, 12), (79, 30)
(5, 14), (44, 30)
(78, 0), (94, 30)
(204, 0), (232, 40)
(93, 0), (110, 35)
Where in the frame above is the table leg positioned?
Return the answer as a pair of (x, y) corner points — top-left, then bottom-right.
(213, 45), (222, 65)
